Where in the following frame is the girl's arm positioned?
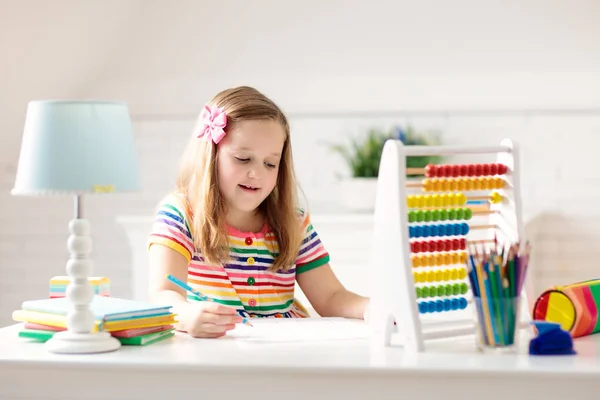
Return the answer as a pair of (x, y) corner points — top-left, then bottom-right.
(148, 245), (198, 331)
(296, 264), (369, 319)
(148, 245), (241, 336)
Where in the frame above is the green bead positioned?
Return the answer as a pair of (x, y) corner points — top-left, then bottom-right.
(424, 211), (432, 222)
(456, 208), (465, 220)
(439, 209), (448, 221)
(422, 286), (430, 298)
(460, 282), (469, 294)
(453, 283), (460, 295)
(432, 210), (441, 222)
(448, 208), (457, 220)
(464, 208), (472, 220)
(416, 210), (425, 222)
(408, 211), (416, 223)
(445, 284), (452, 296)
(437, 285), (445, 296)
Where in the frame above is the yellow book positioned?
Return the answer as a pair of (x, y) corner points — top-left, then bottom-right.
(12, 310), (177, 332)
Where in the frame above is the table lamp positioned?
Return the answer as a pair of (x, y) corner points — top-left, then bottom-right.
(12, 100), (141, 354)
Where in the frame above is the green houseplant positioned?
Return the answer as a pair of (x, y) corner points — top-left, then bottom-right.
(329, 125), (442, 211)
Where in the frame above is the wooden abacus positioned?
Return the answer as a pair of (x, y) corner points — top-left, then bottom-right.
(368, 139), (530, 352)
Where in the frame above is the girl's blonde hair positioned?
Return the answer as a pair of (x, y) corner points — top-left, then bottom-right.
(176, 86), (303, 272)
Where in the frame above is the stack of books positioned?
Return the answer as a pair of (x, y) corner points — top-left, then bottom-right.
(12, 295), (177, 346)
(49, 276), (111, 298)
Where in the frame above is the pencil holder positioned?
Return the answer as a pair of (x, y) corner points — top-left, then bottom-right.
(473, 295), (521, 353)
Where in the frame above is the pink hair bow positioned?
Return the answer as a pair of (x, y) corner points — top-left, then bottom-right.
(196, 105), (227, 144)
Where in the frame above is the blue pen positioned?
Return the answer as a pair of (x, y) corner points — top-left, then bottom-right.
(165, 274), (253, 326)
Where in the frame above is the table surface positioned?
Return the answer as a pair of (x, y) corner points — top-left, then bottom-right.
(1, 319), (599, 400)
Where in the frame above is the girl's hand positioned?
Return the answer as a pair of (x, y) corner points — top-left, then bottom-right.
(184, 302), (244, 338)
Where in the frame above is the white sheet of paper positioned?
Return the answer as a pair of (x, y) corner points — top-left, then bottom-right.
(226, 317), (369, 343)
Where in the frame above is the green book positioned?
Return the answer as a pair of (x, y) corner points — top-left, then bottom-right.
(118, 329), (175, 345)
(18, 328), (175, 346)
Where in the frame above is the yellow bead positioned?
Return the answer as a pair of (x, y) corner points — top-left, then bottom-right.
(451, 268), (459, 280)
(427, 271), (436, 282)
(435, 270), (443, 281)
(407, 196), (415, 208)
(459, 268), (467, 280)
(490, 191), (502, 204)
(456, 192), (467, 205)
(432, 194), (441, 207)
(442, 269), (450, 281)
(423, 194), (431, 207)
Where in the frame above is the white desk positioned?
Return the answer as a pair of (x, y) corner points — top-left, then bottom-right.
(1, 321), (599, 400)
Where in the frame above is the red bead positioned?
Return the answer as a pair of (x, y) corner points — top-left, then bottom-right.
(490, 163), (498, 175)
(410, 242), (416, 253)
(425, 164), (434, 177)
(452, 165), (460, 177)
(459, 238), (466, 249)
(467, 164), (476, 176)
(452, 239), (460, 250)
(440, 165), (450, 178)
(482, 164), (490, 176)
(498, 164), (508, 174)
(459, 164), (468, 176)
(475, 164), (483, 176)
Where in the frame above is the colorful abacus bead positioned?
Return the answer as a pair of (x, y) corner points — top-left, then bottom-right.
(411, 251), (469, 268)
(415, 282), (469, 298)
(413, 267), (467, 282)
(406, 192), (468, 208)
(424, 163), (508, 178)
(418, 297), (468, 313)
(422, 177), (505, 192)
(408, 222), (470, 238)
(407, 208), (472, 223)
(410, 238), (467, 253)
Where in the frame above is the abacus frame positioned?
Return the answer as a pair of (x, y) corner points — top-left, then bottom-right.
(368, 139), (528, 352)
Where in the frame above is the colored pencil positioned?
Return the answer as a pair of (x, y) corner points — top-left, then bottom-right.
(466, 240), (530, 347)
(165, 274), (253, 327)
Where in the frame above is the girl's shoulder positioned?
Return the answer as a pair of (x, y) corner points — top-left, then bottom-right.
(156, 192), (193, 222)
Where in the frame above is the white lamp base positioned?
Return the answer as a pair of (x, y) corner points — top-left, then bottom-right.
(48, 213), (121, 354)
(46, 331), (121, 354)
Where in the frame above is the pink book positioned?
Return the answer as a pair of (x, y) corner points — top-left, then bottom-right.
(24, 322), (65, 332)
(110, 325), (174, 338)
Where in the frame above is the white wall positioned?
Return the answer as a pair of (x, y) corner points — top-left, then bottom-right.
(1, 0), (600, 327)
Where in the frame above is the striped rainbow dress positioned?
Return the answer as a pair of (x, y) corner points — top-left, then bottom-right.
(147, 194), (330, 318)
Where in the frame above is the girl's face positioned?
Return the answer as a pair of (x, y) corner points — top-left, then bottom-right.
(216, 119), (286, 219)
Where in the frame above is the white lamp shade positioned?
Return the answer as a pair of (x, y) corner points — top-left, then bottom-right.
(12, 100), (141, 195)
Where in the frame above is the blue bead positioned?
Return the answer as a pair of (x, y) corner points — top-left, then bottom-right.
(459, 297), (468, 309)
(461, 223), (469, 235)
(422, 225), (429, 238)
(435, 300), (444, 312)
(448, 224), (458, 236)
(450, 298), (459, 310)
(409, 226), (415, 238)
(418, 302), (426, 314)
(443, 299), (452, 311)
(418, 225), (425, 238)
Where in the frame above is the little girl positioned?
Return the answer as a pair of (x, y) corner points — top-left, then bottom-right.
(147, 86), (369, 338)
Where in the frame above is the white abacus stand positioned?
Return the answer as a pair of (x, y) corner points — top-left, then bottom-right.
(367, 139), (530, 353)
